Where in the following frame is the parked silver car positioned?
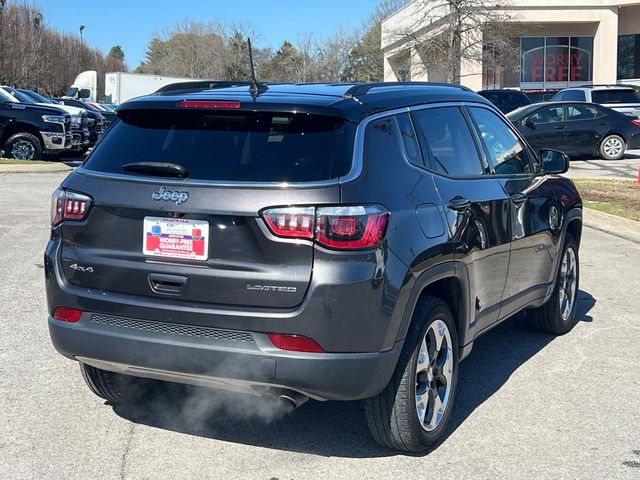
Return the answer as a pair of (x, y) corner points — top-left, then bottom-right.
(553, 84), (640, 118)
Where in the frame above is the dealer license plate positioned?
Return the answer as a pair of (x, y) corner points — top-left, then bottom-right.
(143, 217), (209, 261)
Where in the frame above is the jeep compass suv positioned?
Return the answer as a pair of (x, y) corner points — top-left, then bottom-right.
(46, 82), (582, 452)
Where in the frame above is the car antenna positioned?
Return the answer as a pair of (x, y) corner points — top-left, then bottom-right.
(247, 38), (267, 99)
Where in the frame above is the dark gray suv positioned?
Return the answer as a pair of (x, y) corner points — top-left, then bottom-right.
(45, 82), (583, 452)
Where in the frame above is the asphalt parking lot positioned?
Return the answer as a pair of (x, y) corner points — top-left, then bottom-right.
(565, 150), (640, 179)
(1, 171), (639, 480)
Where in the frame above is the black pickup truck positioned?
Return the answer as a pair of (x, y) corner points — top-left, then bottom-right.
(0, 96), (71, 160)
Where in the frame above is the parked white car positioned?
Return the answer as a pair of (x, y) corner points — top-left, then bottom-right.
(553, 85), (640, 118)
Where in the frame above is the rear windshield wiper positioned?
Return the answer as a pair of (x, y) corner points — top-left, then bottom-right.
(122, 162), (188, 178)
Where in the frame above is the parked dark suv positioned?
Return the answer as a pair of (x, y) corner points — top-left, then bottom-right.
(46, 82), (583, 452)
(477, 89), (532, 113)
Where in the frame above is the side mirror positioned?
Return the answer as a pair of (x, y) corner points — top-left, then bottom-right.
(539, 149), (569, 174)
(524, 117), (534, 128)
(78, 88), (91, 99)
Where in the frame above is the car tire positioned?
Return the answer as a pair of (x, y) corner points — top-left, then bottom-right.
(4, 132), (43, 160)
(528, 234), (580, 335)
(80, 363), (153, 404)
(599, 134), (625, 160)
(365, 297), (458, 452)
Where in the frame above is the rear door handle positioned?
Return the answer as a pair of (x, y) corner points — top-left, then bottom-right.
(148, 273), (188, 295)
(510, 192), (527, 205)
(448, 196), (471, 211)
(553, 125), (566, 130)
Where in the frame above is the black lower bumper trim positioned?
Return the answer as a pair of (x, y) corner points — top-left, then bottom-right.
(49, 316), (401, 401)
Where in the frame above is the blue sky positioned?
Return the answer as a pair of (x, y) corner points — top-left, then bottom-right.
(37, 0), (380, 68)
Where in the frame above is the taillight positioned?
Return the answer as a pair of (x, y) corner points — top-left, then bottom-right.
(267, 333), (325, 353)
(630, 119), (640, 127)
(176, 100), (241, 109)
(51, 188), (92, 226)
(260, 205), (389, 250)
(316, 206), (389, 250)
(261, 207), (315, 239)
(53, 307), (83, 322)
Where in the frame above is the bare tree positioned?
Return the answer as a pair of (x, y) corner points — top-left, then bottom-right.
(0, 1), (125, 96)
(217, 21), (263, 80)
(137, 20), (224, 78)
(295, 33), (315, 83)
(385, 0), (518, 84)
(314, 27), (357, 82)
(344, 0), (411, 82)
(137, 19), (269, 81)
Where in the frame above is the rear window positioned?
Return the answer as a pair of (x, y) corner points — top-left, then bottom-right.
(591, 89), (640, 104)
(555, 90), (586, 101)
(84, 109), (355, 182)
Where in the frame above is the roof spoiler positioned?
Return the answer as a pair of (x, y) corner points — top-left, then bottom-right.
(342, 81), (472, 99)
(154, 81), (252, 95)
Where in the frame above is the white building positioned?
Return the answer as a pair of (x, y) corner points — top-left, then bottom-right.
(382, 0), (640, 90)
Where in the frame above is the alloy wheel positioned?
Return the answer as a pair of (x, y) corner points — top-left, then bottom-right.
(559, 246), (577, 321)
(415, 319), (454, 432)
(12, 140), (36, 160)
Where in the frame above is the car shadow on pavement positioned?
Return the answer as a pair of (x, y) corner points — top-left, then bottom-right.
(112, 289), (595, 458)
(446, 289), (595, 441)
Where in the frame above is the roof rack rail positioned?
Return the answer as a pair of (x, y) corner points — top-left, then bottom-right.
(154, 80), (253, 95)
(579, 84), (632, 88)
(342, 81), (471, 98)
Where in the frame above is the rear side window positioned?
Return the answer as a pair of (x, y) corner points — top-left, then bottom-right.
(395, 113), (422, 167)
(592, 89), (640, 104)
(567, 104), (603, 120)
(468, 107), (532, 176)
(84, 109), (355, 182)
(364, 116), (405, 168)
(557, 90), (586, 101)
(411, 107), (484, 177)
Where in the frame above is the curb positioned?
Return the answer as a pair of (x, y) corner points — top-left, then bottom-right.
(582, 208), (640, 244)
(0, 163), (73, 174)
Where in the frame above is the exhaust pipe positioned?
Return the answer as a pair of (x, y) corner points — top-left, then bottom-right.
(261, 387), (309, 409)
(278, 391), (309, 409)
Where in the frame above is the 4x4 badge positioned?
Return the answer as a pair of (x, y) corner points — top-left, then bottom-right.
(152, 187), (189, 205)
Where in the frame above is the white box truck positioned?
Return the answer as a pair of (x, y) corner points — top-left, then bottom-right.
(67, 71), (205, 104)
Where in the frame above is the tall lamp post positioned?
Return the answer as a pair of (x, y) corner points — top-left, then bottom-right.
(33, 12), (44, 89)
(79, 24), (85, 44)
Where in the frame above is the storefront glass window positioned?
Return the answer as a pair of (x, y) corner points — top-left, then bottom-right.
(544, 37), (570, 82)
(569, 37), (593, 82)
(521, 36), (593, 85)
(521, 38), (544, 83)
(618, 35), (640, 80)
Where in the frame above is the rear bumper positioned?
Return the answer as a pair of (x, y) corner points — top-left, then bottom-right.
(49, 313), (401, 401)
(627, 131), (640, 150)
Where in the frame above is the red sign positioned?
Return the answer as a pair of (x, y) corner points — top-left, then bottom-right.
(528, 52), (585, 82)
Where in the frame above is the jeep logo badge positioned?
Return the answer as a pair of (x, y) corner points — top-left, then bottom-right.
(152, 187), (189, 205)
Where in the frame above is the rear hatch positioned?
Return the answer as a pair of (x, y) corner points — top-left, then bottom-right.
(58, 104), (355, 309)
(592, 89), (640, 117)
